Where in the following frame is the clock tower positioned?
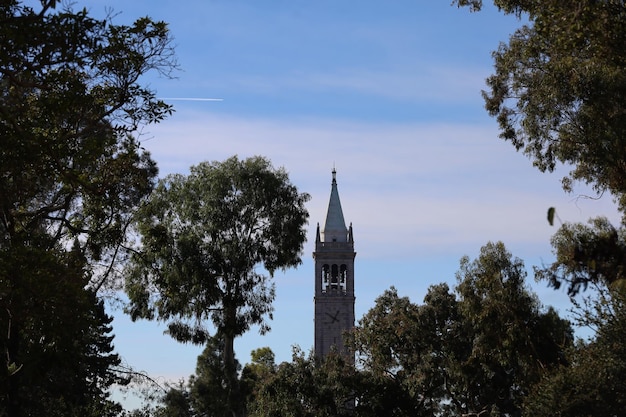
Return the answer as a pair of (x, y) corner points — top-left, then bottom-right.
(314, 169), (356, 359)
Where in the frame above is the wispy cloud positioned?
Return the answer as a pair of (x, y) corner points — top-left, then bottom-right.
(146, 111), (499, 175)
(145, 111), (620, 262)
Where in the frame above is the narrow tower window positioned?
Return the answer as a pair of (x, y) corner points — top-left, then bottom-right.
(340, 264), (347, 292)
(321, 264), (330, 292)
(331, 264), (339, 290)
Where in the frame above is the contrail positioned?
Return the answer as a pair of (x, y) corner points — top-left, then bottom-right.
(159, 97), (224, 101)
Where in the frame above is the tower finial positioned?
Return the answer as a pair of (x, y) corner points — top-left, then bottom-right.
(332, 166), (337, 183)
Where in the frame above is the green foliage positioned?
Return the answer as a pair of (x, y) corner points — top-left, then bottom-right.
(1, 0), (173, 286)
(125, 156), (310, 342)
(188, 337), (239, 416)
(158, 388), (193, 417)
(453, 0), (535, 16)
(125, 155), (310, 417)
(0, 240), (127, 416)
(350, 286), (453, 416)
(523, 289), (626, 416)
(240, 347), (277, 413)
(249, 347), (276, 370)
(246, 243), (570, 416)
(536, 217), (626, 295)
(449, 4), (626, 411)
(242, 244), (573, 416)
(454, 1), (626, 214)
(248, 348), (357, 417)
(454, 242), (572, 416)
(170, 244), (574, 416)
(349, 242), (572, 417)
(0, 1), (176, 414)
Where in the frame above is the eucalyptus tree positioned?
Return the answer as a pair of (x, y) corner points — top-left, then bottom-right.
(1, 0), (176, 414)
(522, 287), (626, 416)
(248, 348), (357, 417)
(350, 285), (455, 416)
(454, 0), (626, 212)
(1, 0), (174, 279)
(535, 217), (626, 295)
(454, 242), (573, 416)
(125, 156), (310, 417)
(450, 5), (626, 413)
(451, 0), (626, 296)
(350, 242), (572, 417)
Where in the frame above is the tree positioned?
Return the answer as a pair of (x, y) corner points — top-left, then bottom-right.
(151, 339), (235, 417)
(157, 346), (277, 417)
(351, 285), (467, 416)
(522, 287), (626, 416)
(125, 155), (310, 417)
(454, 0), (626, 214)
(248, 348), (357, 417)
(243, 244), (571, 416)
(445, 9), (626, 413)
(1, 0), (174, 286)
(240, 346), (277, 411)
(158, 387), (193, 417)
(1, 1), (176, 414)
(350, 286), (450, 416)
(535, 217), (626, 295)
(0, 238), (128, 417)
(454, 242), (572, 416)
(188, 337), (237, 417)
(349, 242), (572, 417)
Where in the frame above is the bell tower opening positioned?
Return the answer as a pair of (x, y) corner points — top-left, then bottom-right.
(320, 263), (348, 294)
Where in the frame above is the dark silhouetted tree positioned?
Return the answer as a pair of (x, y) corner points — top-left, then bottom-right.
(0, 238), (128, 416)
(523, 287), (626, 416)
(0, 0), (175, 413)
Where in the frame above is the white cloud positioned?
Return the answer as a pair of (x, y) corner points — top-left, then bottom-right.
(144, 110), (621, 263)
(146, 111), (501, 176)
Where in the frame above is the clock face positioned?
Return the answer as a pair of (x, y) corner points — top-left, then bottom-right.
(325, 310), (340, 324)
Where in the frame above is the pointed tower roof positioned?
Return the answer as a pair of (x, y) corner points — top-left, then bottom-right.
(322, 168), (348, 242)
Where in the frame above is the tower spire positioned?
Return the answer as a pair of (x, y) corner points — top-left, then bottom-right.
(322, 168), (348, 243)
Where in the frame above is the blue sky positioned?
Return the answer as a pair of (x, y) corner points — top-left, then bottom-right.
(69, 0), (620, 405)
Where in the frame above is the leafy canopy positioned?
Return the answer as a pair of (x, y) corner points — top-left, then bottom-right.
(125, 156), (309, 417)
(1, 1), (176, 414)
(523, 288), (626, 416)
(0, 238), (128, 417)
(125, 155), (310, 343)
(454, 0), (626, 213)
(1, 0), (175, 289)
(349, 242), (572, 417)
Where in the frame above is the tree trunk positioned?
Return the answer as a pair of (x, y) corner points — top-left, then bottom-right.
(223, 304), (243, 417)
(4, 311), (21, 417)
